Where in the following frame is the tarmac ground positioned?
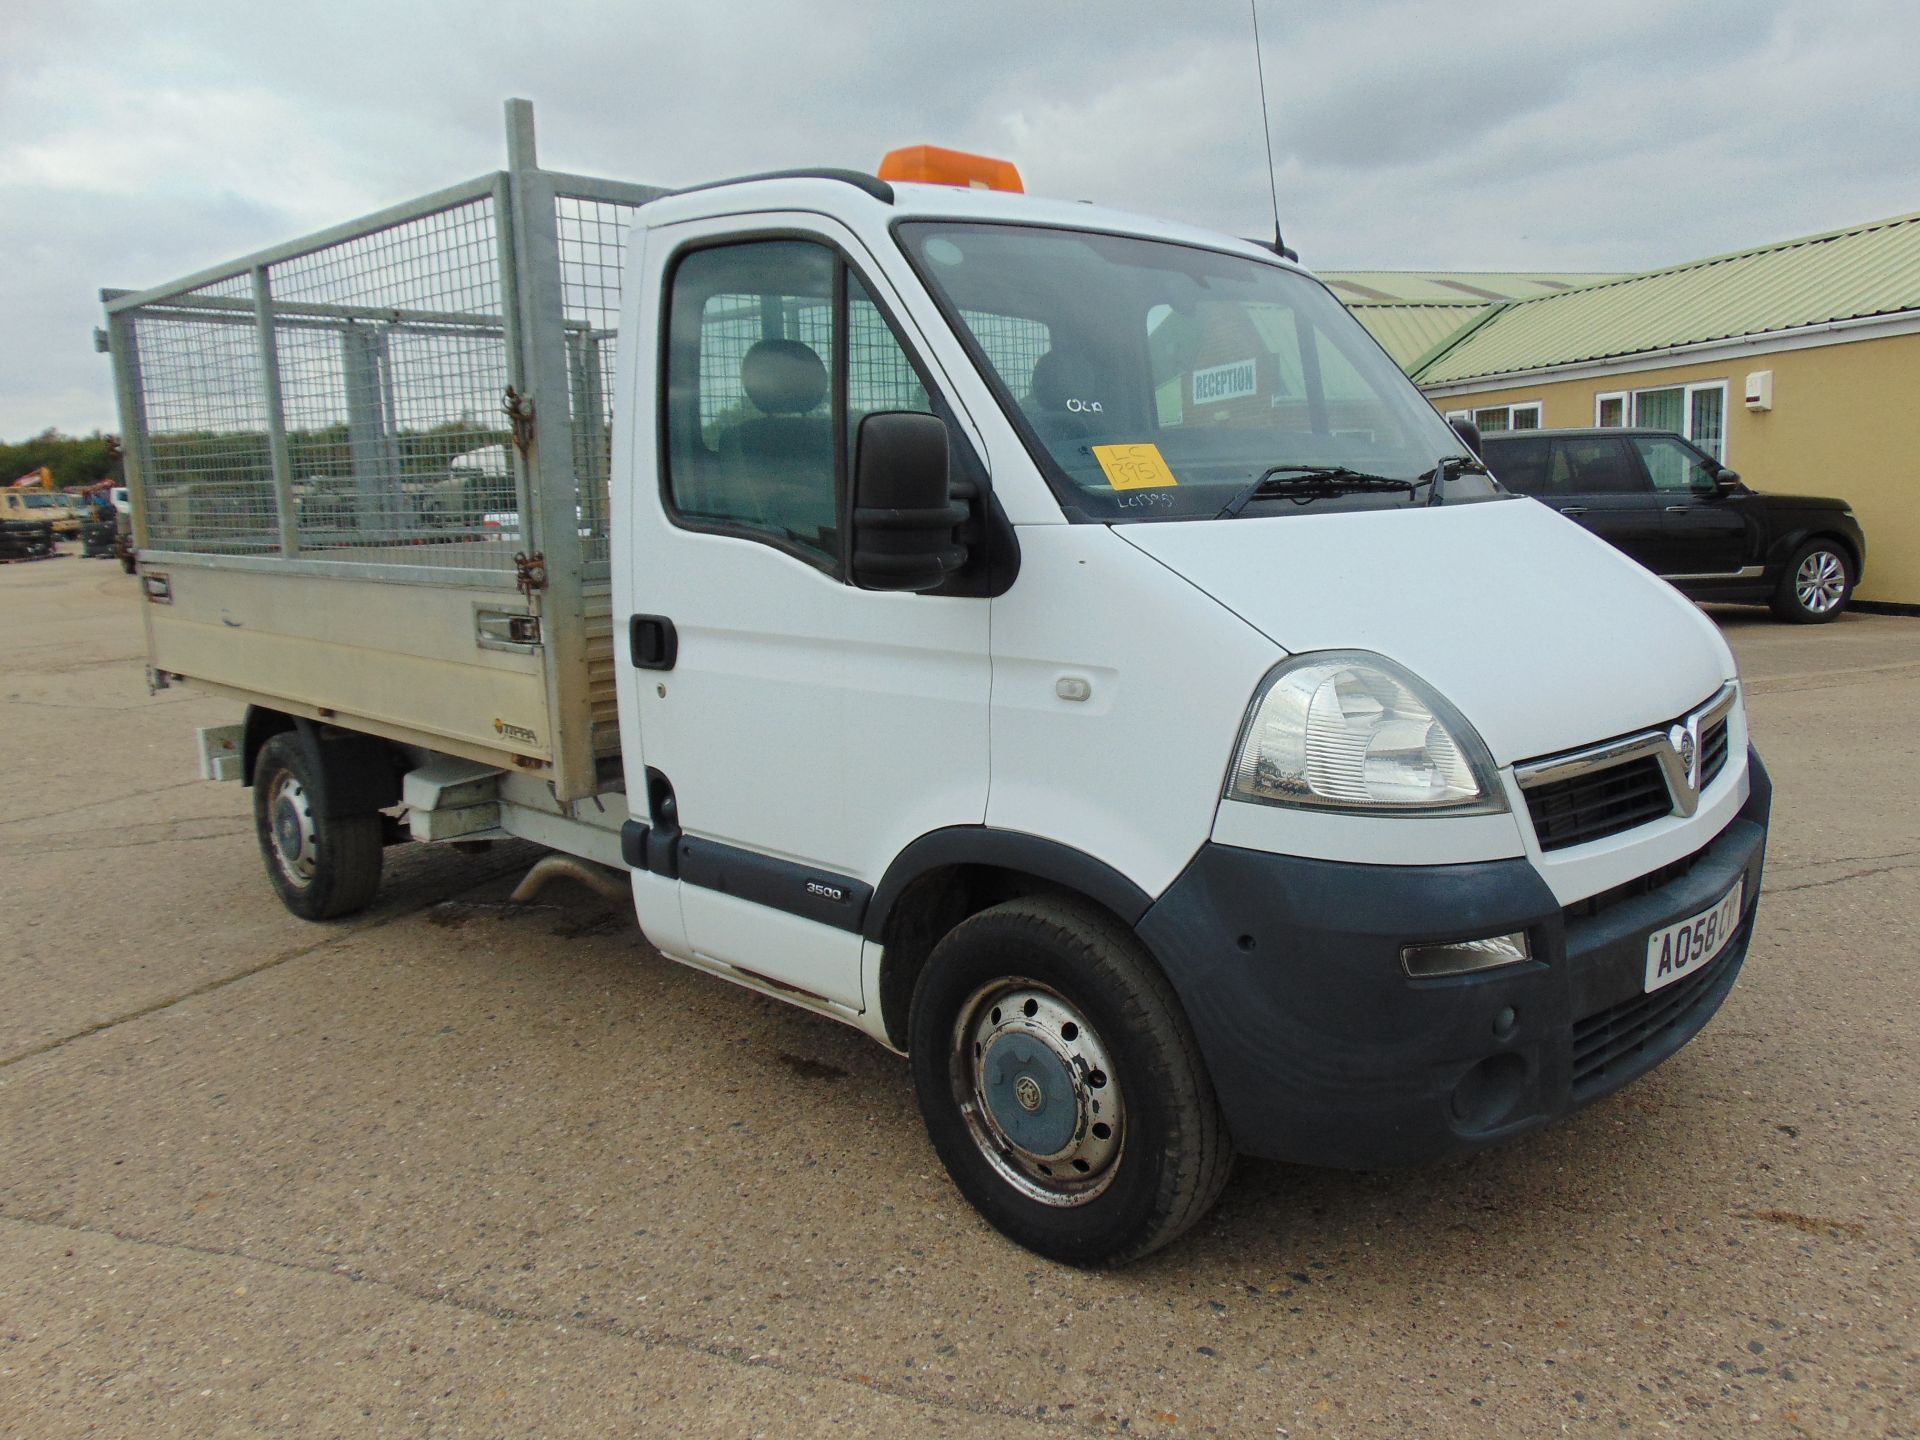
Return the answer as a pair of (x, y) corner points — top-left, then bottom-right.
(1, 548), (1916, 1437)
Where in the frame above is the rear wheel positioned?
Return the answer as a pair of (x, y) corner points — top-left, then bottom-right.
(908, 895), (1233, 1265)
(251, 733), (383, 920)
(1772, 540), (1853, 623)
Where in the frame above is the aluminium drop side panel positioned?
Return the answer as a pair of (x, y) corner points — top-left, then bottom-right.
(141, 561), (553, 768)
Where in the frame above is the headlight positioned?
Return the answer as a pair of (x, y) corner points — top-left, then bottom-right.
(1227, 651), (1506, 814)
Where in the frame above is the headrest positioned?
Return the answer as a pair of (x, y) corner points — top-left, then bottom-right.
(1028, 349), (1097, 412)
(741, 339), (828, 416)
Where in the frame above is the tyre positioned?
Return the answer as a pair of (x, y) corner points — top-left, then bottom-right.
(251, 733), (384, 920)
(908, 895), (1233, 1265)
(1771, 540), (1853, 623)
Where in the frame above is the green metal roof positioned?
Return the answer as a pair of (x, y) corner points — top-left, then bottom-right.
(1414, 210), (1920, 386)
(1319, 271), (1625, 305)
(1348, 304), (1486, 369)
(1319, 273), (1627, 372)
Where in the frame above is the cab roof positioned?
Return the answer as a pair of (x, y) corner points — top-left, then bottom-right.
(638, 170), (1302, 275)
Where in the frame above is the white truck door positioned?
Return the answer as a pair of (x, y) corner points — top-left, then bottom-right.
(622, 217), (991, 1009)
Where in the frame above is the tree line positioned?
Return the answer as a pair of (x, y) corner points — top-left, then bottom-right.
(5, 420), (516, 496)
(1, 430), (120, 490)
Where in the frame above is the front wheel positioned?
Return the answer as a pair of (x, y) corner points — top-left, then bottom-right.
(1772, 540), (1853, 623)
(908, 895), (1233, 1265)
(251, 733), (384, 920)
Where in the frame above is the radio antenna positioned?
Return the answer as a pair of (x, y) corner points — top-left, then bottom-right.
(1248, 0), (1294, 260)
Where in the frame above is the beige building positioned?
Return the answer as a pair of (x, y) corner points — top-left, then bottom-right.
(1332, 212), (1920, 608)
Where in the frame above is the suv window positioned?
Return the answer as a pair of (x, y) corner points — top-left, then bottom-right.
(1631, 435), (1718, 494)
(1551, 436), (1647, 495)
(1486, 436), (1550, 495)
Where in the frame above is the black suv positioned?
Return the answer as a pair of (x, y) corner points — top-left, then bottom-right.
(1478, 427), (1866, 623)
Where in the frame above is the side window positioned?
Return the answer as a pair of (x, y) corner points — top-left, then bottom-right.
(1487, 437), (1550, 495)
(666, 241), (840, 567)
(1553, 437), (1648, 495)
(847, 275), (932, 441)
(1631, 435), (1717, 494)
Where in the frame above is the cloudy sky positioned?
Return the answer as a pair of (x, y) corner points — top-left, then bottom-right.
(5, 0), (1915, 439)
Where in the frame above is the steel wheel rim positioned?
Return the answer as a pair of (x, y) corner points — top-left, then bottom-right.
(1795, 550), (1846, 614)
(267, 770), (318, 888)
(949, 978), (1124, 1207)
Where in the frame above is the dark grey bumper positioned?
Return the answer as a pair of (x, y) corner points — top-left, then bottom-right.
(1135, 748), (1772, 1168)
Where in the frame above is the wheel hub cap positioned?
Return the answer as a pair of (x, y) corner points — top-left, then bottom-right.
(267, 772), (318, 886)
(951, 981), (1125, 1207)
(982, 1034), (1079, 1155)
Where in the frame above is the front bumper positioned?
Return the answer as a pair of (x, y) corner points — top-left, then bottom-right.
(1135, 747), (1772, 1169)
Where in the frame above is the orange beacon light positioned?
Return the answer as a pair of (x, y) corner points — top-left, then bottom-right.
(877, 145), (1024, 193)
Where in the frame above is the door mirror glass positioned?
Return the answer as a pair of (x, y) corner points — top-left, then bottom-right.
(850, 412), (967, 591)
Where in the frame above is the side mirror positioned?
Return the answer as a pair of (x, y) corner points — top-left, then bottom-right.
(1715, 468), (1742, 490)
(851, 411), (968, 591)
(1449, 417), (1483, 455)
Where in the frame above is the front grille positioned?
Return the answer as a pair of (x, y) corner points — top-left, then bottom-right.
(1700, 716), (1730, 789)
(1519, 687), (1737, 853)
(1524, 756), (1673, 851)
(1569, 933), (1742, 1094)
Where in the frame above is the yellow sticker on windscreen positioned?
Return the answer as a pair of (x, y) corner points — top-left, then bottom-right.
(1091, 443), (1179, 491)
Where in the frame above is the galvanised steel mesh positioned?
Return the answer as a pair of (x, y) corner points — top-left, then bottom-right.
(267, 195), (515, 566)
(960, 308), (1051, 397)
(555, 194), (645, 567)
(131, 286), (276, 556)
(126, 194), (517, 569)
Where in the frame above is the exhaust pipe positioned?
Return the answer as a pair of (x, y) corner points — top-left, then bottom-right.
(509, 853), (630, 905)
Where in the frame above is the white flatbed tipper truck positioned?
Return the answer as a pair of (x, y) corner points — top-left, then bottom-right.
(103, 102), (1770, 1263)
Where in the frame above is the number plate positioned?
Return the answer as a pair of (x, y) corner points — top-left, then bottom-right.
(1644, 878), (1744, 993)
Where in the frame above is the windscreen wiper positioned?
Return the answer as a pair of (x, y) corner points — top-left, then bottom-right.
(1216, 465), (1417, 519)
(1414, 452), (1492, 506)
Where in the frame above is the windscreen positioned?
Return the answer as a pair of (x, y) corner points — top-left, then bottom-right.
(899, 222), (1494, 521)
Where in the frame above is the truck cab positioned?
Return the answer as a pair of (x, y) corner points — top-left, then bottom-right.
(608, 171), (1768, 1260)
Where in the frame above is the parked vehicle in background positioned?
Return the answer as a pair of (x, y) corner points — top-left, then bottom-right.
(113, 488), (135, 572)
(101, 102), (1774, 1265)
(81, 510), (121, 559)
(1478, 427), (1866, 623)
(0, 488), (81, 537)
(0, 518), (55, 561)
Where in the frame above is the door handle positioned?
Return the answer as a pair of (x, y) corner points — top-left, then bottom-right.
(628, 614), (678, 671)
(1557, 506), (1587, 516)
(1664, 505), (1692, 513)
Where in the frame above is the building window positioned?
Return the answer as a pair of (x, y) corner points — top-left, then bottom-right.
(1468, 401), (1541, 434)
(1597, 380), (1727, 461)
